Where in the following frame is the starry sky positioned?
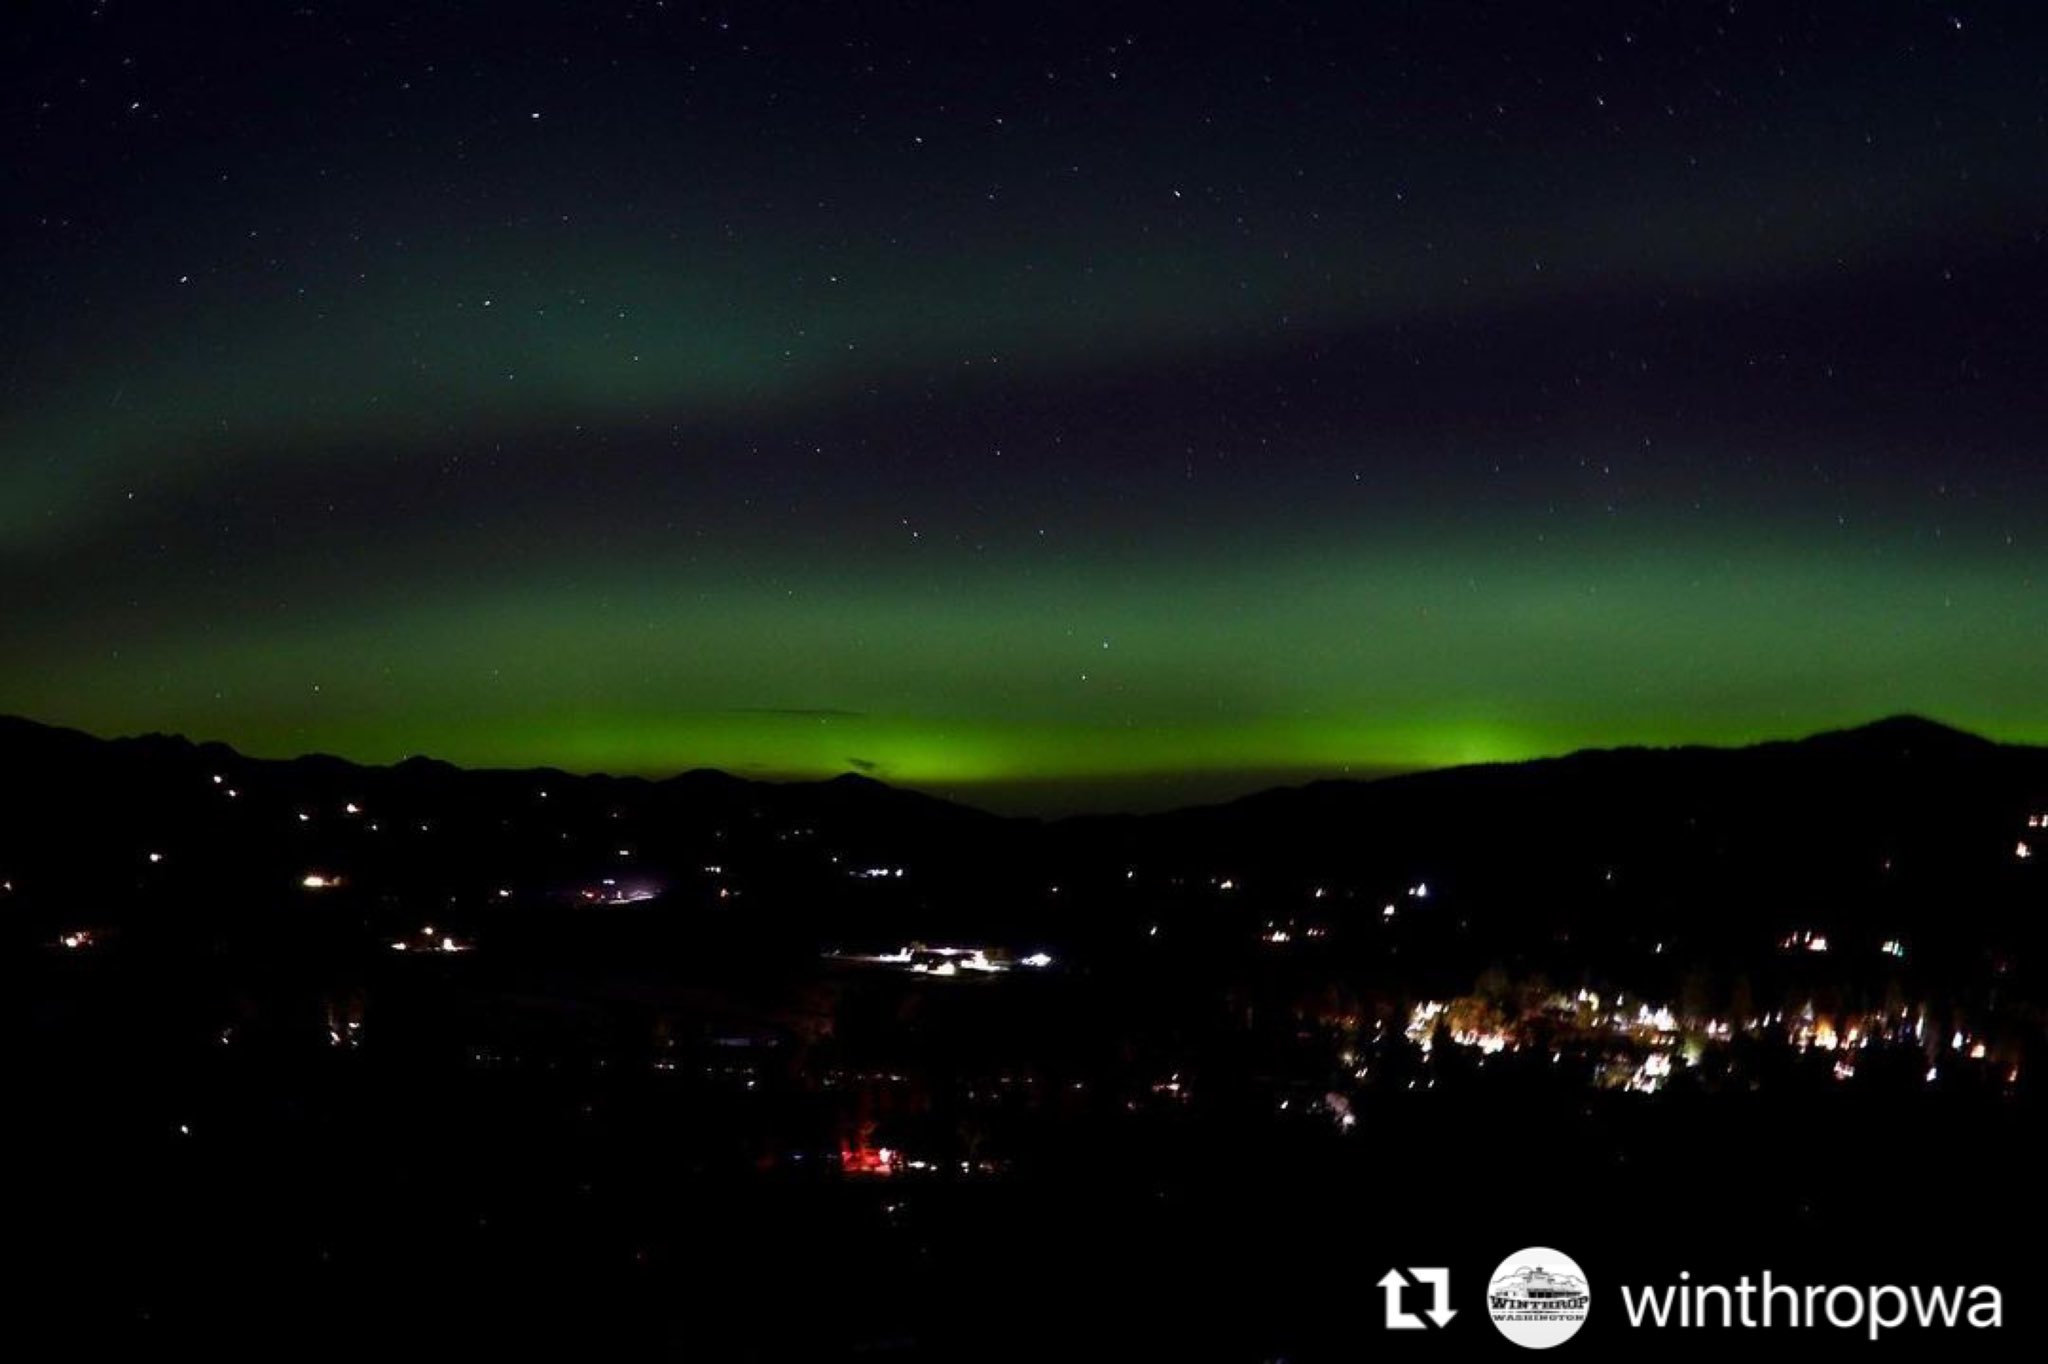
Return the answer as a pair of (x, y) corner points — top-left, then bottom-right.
(4, 2), (2045, 812)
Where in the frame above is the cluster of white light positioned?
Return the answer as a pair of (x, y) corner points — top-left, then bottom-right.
(1628, 1053), (1672, 1094)
(1453, 1029), (1509, 1055)
(831, 944), (1053, 975)
(1405, 1000), (1447, 1053)
(1636, 1004), (1679, 1033)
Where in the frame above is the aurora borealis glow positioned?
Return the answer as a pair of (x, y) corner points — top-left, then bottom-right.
(5, 3), (2045, 811)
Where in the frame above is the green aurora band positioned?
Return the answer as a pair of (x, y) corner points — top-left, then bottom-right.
(9, 524), (2042, 811)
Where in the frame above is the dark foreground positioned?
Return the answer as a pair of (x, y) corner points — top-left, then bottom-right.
(24, 938), (2043, 1360)
(13, 716), (2043, 1356)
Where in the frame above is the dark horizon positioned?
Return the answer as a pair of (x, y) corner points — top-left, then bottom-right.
(13, 679), (2044, 1357)
(5, 706), (2024, 818)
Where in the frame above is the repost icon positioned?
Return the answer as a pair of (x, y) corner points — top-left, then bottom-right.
(1379, 1266), (1456, 1329)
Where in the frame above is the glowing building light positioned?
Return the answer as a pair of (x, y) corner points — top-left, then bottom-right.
(1629, 1053), (1673, 1093)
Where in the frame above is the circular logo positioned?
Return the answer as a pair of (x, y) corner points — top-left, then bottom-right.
(1485, 1247), (1591, 1349)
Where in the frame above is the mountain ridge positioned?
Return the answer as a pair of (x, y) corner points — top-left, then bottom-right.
(0, 711), (2034, 823)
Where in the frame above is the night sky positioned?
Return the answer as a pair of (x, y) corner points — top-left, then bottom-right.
(4, 2), (2044, 812)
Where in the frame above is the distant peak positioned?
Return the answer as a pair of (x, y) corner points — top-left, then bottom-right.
(1849, 714), (1977, 739)
(1811, 715), (1993, 752)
